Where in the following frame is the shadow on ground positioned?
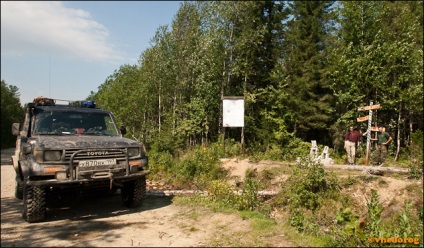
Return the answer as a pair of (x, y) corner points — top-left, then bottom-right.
(1, 192), (173, 247)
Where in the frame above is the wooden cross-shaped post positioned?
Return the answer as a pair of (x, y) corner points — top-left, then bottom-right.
(357, 102), (380, 165)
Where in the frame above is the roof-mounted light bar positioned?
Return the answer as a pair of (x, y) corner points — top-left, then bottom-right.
(81, 100), (96, 108)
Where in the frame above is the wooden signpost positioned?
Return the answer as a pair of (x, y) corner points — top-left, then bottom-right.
(357, 104), (380, 111)
(356, 116), (369, 122)
(357, 102), (381, 165)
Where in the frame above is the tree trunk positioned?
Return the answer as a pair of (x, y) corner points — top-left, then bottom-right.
(241, 74), (247, 152)
(205, 128), (208, 147)
(158, 81), (161, 133)
(219, 60), (225, 134)
(394, 102), (402, 161)
(172, 90), (177, 136)
(142, 111), (146, 144)
(408, 110), (414, 146)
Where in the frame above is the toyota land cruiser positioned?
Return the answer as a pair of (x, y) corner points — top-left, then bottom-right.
(11, 97), (150, 222)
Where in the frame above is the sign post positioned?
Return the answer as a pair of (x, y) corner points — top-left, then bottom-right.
(365, 102), (373, 165)
(222, 96), (244, 156)
(357, 102), (380, 165)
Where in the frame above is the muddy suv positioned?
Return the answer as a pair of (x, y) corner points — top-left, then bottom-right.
(11, 97), (150, 223)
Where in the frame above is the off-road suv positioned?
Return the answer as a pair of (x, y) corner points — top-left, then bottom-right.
(11, 97), (150, 223)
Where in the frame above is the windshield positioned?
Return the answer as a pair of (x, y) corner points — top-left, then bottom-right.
(32, 110), (119, 136)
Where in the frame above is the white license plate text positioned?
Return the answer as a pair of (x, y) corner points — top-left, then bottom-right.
(78, 159), (116, 167)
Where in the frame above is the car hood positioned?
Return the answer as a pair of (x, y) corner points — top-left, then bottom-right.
(29, 135), (140, 149)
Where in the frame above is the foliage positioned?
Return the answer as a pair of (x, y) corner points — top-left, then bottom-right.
(396, 200), (413, 239)
(237, 175), (260, 211)
(1, 80), (24, 149)
(174, 152), (423, 247)
(286, 158), (340, 211)
(148, 142), (226, 188)
(281, 1), (337, 143)
(408, 130), (423, 179)
(207, 173), (261, 212)
(365, 189), (385, 243)
(89, 1), (422, 158)
(208, 179), (237, 205)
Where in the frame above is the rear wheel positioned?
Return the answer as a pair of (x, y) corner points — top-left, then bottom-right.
(22, 185), (46, 223)
(121, 176), (146, 207)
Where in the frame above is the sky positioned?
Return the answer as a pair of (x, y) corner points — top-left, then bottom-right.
(1, 1), (182, 105)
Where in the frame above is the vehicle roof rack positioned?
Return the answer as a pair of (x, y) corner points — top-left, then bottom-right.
(30, 97), (97, 108)
(33, 96), (56, 106)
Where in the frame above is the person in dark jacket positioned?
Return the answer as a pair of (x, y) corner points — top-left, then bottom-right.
(344, 126), (366, 165)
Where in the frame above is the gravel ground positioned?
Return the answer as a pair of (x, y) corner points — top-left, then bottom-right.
(1, 148), (259, 247)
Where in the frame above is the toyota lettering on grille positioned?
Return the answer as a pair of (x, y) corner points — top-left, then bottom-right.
(87, 151), (109, 156)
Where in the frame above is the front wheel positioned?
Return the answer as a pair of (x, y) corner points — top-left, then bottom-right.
(22, 185), (46, 223)
(15, 180), (24, 199)
(121, 176), (146, 207)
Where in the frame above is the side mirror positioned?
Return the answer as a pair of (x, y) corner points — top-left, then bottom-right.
(120, 125), (127, 135)
(12, 123), (20, 136)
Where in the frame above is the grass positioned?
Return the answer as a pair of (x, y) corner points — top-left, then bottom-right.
(173, 194), (338, 246)
(169, 155), (423, 247)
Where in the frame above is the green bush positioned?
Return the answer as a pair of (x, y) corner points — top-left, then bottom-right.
(148, 150), (175, 180)
(236, 177), (259, 211)
(284, 138), (311, 160)
(173, 144), (226, 188)
(408, 130), (423, 179)
(206, 171), (262, 212)
(288, 158), (340, 211)
(208, 179), (237, 204)
(148, 142), (227, 188)
(227, 142), (242, 157)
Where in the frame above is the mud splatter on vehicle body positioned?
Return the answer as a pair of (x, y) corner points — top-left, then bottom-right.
(11, 97), (150, 223)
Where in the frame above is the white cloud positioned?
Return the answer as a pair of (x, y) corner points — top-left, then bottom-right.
(1, 1), (124, 63)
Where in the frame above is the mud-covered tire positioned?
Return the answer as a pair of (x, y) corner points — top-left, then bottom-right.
(22, 185), (46, 223)
(15, 180), (24, 200)
(121, 176), (146, 207)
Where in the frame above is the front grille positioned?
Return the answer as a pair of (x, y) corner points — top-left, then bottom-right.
(64, 148), (126, 163)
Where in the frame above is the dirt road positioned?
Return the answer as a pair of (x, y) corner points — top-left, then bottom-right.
(0, 149), (256, 247)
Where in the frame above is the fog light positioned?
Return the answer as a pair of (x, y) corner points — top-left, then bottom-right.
(55, 171), (67, 180)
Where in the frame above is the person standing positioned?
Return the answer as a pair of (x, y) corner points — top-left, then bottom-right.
(344, 126), (365, 165)
(373, 126), (393, 166)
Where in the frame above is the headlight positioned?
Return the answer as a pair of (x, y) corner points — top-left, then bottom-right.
(127, 147), (140, 157)
(44, 150), (62, 161)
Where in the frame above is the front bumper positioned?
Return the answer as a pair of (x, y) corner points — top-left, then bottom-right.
(25, 148), (150, 187)
(26, 170), (151, 187)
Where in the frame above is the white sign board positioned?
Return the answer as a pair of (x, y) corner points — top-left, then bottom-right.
(223, 97), (244, 127)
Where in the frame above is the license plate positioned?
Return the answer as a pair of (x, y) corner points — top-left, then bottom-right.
(78, 159), (117, 167)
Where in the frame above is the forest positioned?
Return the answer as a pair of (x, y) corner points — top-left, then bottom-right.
(91, 1), (423, 160)
(2, 1), (423, 159)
